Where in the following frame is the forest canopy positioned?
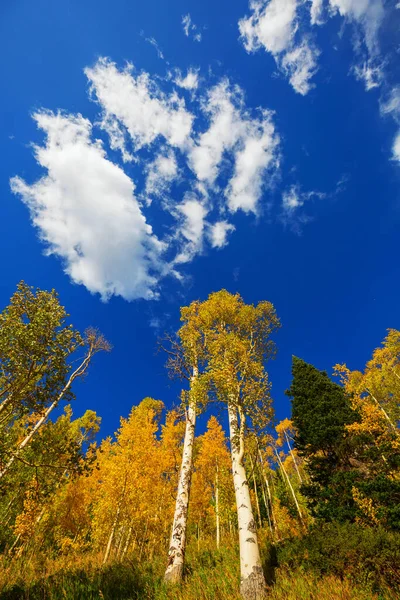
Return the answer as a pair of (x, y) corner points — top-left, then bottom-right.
(0, 283), (399, 600)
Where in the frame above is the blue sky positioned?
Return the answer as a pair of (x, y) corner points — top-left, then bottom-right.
(1, 0), (400, 438)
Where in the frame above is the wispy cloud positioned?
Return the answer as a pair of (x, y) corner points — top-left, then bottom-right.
(85, 58), (194, 156)
(182, 14), (202, 42)
(381, 87), (400, 163)
(239, 0), (319, 95)
(145, 36), (165, 60)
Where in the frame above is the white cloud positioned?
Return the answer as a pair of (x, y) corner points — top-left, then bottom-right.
(239, 0), (389, 94)
(145, 149), (179, 199)
(282, 185), (326, 211)
(328, 0), (384, 54)
(174, 68), (199, 91)
(85, 58), (194, 157)
(310, 0), (325, 25)
(327, 0), (385, 91)
(189, 80), (279, 212)
(239, 0), (319, 95)
(281, 185), (327, 232)
(281, 39), (319, 95)
(239, 0), (297, 54)
(174, 196), (207, 263)
(145, 37), (165, 60)
(182, 14), (192, 37)
(381, 87), (400, 164)
(182, 13), (202, 42)
(353, 60), (384, 90)
(10, 111), (165, 301)
(189, 82), (246, 184)
(381, 87), (400, 117)
(393, 132), (400, 163)
(209, 221), (235, 248)
(12, 60), (283, 300)
(226, 111), (279, 213)
(282, 186), (304, 210)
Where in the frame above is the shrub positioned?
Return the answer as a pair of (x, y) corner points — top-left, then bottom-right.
(275, 522), (400, 593)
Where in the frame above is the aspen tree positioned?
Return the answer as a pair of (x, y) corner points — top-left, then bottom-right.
(0, 329), (109, 480)
(191, 416), (232, 547)
(163, 301), (208, 584)
(194, 290), (280, 600)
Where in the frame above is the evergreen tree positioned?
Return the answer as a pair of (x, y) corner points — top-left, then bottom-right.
(286, 357), (359, 523)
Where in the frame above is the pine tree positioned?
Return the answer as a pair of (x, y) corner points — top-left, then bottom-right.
(286, 357), (359, 523)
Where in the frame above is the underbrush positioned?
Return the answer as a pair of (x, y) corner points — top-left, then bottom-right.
(0, 528), (398, 599)
(276, 522), (400, 595)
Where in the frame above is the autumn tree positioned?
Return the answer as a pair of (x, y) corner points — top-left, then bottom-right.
(334, 331), (400, 529)
(190, 416), (233, 548)
(162, 302), (209, 584)
(194, 290), (280, 600)
(1, 406), (100, 554)
(0, 283), (110, 481)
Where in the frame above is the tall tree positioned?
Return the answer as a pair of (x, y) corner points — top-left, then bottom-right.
(163, 302), (209, 584)
(190, 416), (233, 548)
(195, 290), (280, 600)
(287, 357), (362, 523)
(0, 328), (109, 480)
(0, 282), (82, 459)
(334, 331), (400, 529)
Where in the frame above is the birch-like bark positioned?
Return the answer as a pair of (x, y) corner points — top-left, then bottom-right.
(258, 450), (277, 537)
(260, 478), (273, 538)
(367, 390), (399, 435)
(0, 350), (93, 480)
(215, 464), (220, 549)
(228, 402), (267, 600)
(249, 454), (262, 526)
(275, 449), (304, 525)
(103, 504), (121, 564)
(284, 431), (303, 484)
(164, 365), (198, 584)
(121, 526), (133, 560)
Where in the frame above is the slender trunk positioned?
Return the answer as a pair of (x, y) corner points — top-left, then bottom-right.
(228, 402), (267, 600)
(8, 533), (21, 554)
(284, 431), (303, 484)
(121, 526), (132, 560)
(249, 454), (262, 527)
(0, 351), (92, 480)
(139, 518), (149, 560)
(275, 450), (304, 525)
(164, 366), (198, 584)
(367, 390), (399, 435)
(260, 478), (273, 539)
(215, 464), (220, 549)
(258, 449), (277, 537)
(103, 504), (121, 565)
(116, 525), (126, 559)
(103, 476), (126, 565)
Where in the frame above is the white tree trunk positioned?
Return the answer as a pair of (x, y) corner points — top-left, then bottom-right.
(164, 366), (198, 584)
(284, 431), (303, 484)
(258, 449), (279, 540)
(228, 402), (267, 600)
(0, 351), (92, 480)
(215, 464), (220, 549)
(121, 526), (133, 560)
(103, 504), (121, 564)
(275, 449), (304, 525)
